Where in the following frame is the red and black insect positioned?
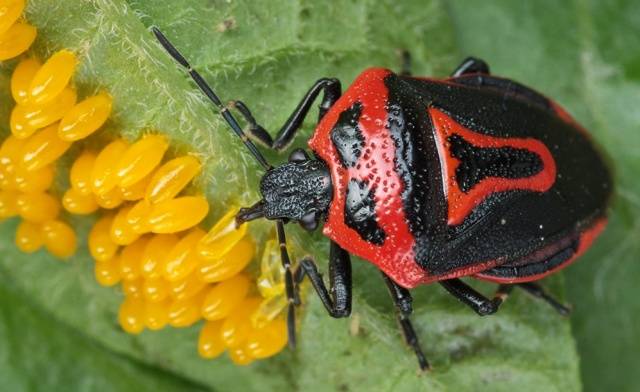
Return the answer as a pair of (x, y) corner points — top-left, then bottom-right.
(154, 29), (611, 370)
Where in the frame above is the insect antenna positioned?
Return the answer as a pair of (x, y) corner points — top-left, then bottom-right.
(152, 27), (272, 170)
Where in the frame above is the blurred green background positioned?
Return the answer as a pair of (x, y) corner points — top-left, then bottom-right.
(0, 1), (638, 391)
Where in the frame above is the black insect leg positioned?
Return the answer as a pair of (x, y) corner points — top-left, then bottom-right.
(294, 241), (352, 318)
(443, 280), (570, 317)
(228, 100), (274, 147)
(230, 79), (342, 151)
(517, 282), (572, 316)
(381, 273), (430, 371)
(439, 278), (503, 316)
(450, 57), (491, 77)
(399, 49), (412, 76)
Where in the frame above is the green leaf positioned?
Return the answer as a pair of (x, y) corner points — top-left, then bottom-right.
(0, 276), (207, 392)
(1, 0), (635, 390)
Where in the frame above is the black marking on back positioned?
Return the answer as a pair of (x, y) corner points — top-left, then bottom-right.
(330, 101), (364, 168)
(448, 133), (543, 192)
(344, 179), (386, 245)
(384, 75), (448, 271)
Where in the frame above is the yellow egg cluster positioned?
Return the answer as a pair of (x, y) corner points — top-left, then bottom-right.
(1, 5), (77, 258)
(1, 1), (290, 365)
(1, 44), (116, 259)
(71, 141), (288, 364)
(0, 0), (35, 61)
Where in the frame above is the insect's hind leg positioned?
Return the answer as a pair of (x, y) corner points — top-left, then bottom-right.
(381, 273), (430, 371)
(439, 278), (510, 316)
(442, 279), (571, 317)
(517, 282), (571, 315)
(229, 79), (341, 151)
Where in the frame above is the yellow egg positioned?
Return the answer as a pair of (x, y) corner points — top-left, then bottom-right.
(197, 238), (255, 283)
(70, 151), (96, 195)
(163, 228), (206, 282)
(119, 172), (152, 201)
(169, 273), (207, 301)
(58, 93), (112, 141)
(245, 318), (288, 359)
(94, 255), (122, 287)
(0, 0), (25, 35)
(119, 236), (149, 281)
(122, 278), (144, 298)
(126, 199), (152, 234)
(94, 186), (123, 210)
(229, 346), (254, 366)
(21, 123), (72, 171)
(41, 220), (77, 259)
(252, 295), (288, 329)
(220, 297), (261, 348)
(118, 296), (145, 334)
(197, 207), (247, 261)
(16, 192), (60, 223)
(15, 220), (43, 253)
(198, 320), (226, 359)
(147, 196), (209, 234)
(116, 135), (168, 188)
(62, 188), (98, 215)
(110, 205), (140, 245)
(145, 156), (201, 204)
(144, 300), (169, 330)
(90, 139), (128, 196)
(14, 164), (54, 193)
(0, 135), (27, 175)
(143, 277), (170, 303)
(0, 22), (36, 61)
(201, 274), (250, 321)
(257, 239), (286, 298)
(0, 190), (19, 218)
(10, 88), (77, 139)
(11, 58), (41, 105)
(0, 139), (25, 190)
(140, 234), (178, 279)
(167, 293), (205, 328)
(88, 214), (119, 262)
(28, 49), (76, 106)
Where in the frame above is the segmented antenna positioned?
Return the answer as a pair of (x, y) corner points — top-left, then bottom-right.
(152, 27), (272, 170)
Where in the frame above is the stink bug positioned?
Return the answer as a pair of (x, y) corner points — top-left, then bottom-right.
(153, 28), (611, 370)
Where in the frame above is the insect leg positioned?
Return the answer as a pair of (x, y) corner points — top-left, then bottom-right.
(517, 282), (572, 316)
(228, 100), (274, 147)
(399, 49), (412, 76)
(294, 241), (352, 318)
(439, 278), (503, 316)
(235, 78), (342, 151)
(381, 273), (430, 371)
(450, 57), (490, 77)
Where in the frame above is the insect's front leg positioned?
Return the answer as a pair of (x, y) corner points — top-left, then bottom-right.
(294, 241), (352, 318)
(229, 79), (342, 151)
